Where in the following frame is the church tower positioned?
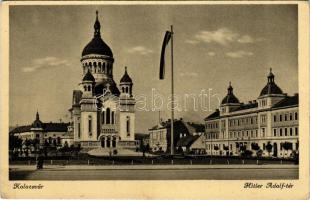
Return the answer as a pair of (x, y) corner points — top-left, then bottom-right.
(79, 70), (98, 145)
(119, 67), (136, 142)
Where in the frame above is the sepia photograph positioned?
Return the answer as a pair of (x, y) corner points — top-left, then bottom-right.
(0, 1), (309, 199)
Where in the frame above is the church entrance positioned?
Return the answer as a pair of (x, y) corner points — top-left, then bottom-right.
(273, 142), (278, 157)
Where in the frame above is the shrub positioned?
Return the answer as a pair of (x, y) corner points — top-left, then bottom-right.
(241, 150), (253, 158)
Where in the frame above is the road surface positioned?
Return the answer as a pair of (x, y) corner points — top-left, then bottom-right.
(9, 165), (298, 180)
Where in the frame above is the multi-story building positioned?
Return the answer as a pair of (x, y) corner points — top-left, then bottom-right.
(9, 111), (73, 147)
(205, 69), (298, 158)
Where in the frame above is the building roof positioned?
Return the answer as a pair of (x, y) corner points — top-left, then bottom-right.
(272, 94), (298, 109)
(82, 11), (113, 57)
(186, 122), (205, 132)
(94, 78), (120, 96)
(176, 135), (200, 147)
(259, 69), (283, 96)
(259, 82), (283, 96)
(221, 83), (240, 104)
(231, 102), (258, 112)
(10, 122), (69, 134)
(120, 67), (133, 83)
(82, 70), (95, 82)
(204, 109), (220, 120)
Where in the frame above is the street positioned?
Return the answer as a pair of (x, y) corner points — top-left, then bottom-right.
(9, 165), (298, 180)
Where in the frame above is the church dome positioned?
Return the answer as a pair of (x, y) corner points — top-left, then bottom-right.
(82, 70), (95, 82)
(82, 11), (113, 57)
(221, 82), (240, 104)
(120, 67), (132, 83)
(259, 68), (283, 96)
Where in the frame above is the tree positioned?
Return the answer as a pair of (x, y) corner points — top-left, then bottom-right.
(282, 142), (293, 156)
(266, 142), (273, 157)
(9, 135), (23, 159)
(251, 143), (260, 151)
(251, 143), (261, 158)
(24, 139), (32, 157)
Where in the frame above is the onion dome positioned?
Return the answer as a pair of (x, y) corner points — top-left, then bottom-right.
(82, 69), (95, 82)
(82, 11), (113, 57)
(32, 111), (43, 128)
(259, 68), (283, 96)
(221, 82), (240, 104)
(94, 79), (120, 96)
(120, 66), (132, 83)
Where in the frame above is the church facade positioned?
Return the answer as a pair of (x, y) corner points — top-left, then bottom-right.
(205, 69), (298, 158)
(69, 11), (137, 150)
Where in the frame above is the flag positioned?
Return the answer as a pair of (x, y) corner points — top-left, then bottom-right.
(159, 31), (172, 79)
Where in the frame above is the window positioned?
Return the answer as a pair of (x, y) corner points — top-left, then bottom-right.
(78, 122), (81, 138)
(290, 113), (293, 121)
(295, 127), (298, 136)
(263, 143), (266, 150)
(280, 115), (282, 121)
(285, 128), (287, 136)
(106, 108), (111, 124)
(295, 112), (298, 120)
(111, 111), (115, 124)
(280, 129), (282, 136)
(290, 128), (293, 136)
(273, 129), (277, 137)
(274, 115), (277, 122)
(285, 114), (287, 121)
(126, 116), (130, 136)
(125, 87), (129, 93)
(88, 115), (92, 136)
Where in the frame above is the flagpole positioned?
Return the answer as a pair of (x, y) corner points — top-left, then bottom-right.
(170, 25), (174, 156)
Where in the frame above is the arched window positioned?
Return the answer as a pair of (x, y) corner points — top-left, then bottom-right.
(88, 115), (92, 136)
(125, 87), (129, 93)
(112, 137), (116, 148)
(103, 63), (106, 73)
(106, 137), (111, 148)
(102, 111), (105, 124)
(126, 116), (130, 136)
(122, 87), (125, 93)
(111, 111), (115, 124)
(93, 62), (97, 73)
(84, 86), (87, 91)
(106, 108), (110, 124)
(88, 85), (91, 91)
(77, 117), (81, 138)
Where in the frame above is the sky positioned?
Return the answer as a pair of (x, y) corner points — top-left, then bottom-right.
(9, 5), (298, 133)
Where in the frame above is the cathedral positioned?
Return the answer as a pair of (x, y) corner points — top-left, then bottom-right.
(69, 11), (137, 150)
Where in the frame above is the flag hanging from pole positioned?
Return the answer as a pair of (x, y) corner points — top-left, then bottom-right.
(159, 31), (172, 80)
